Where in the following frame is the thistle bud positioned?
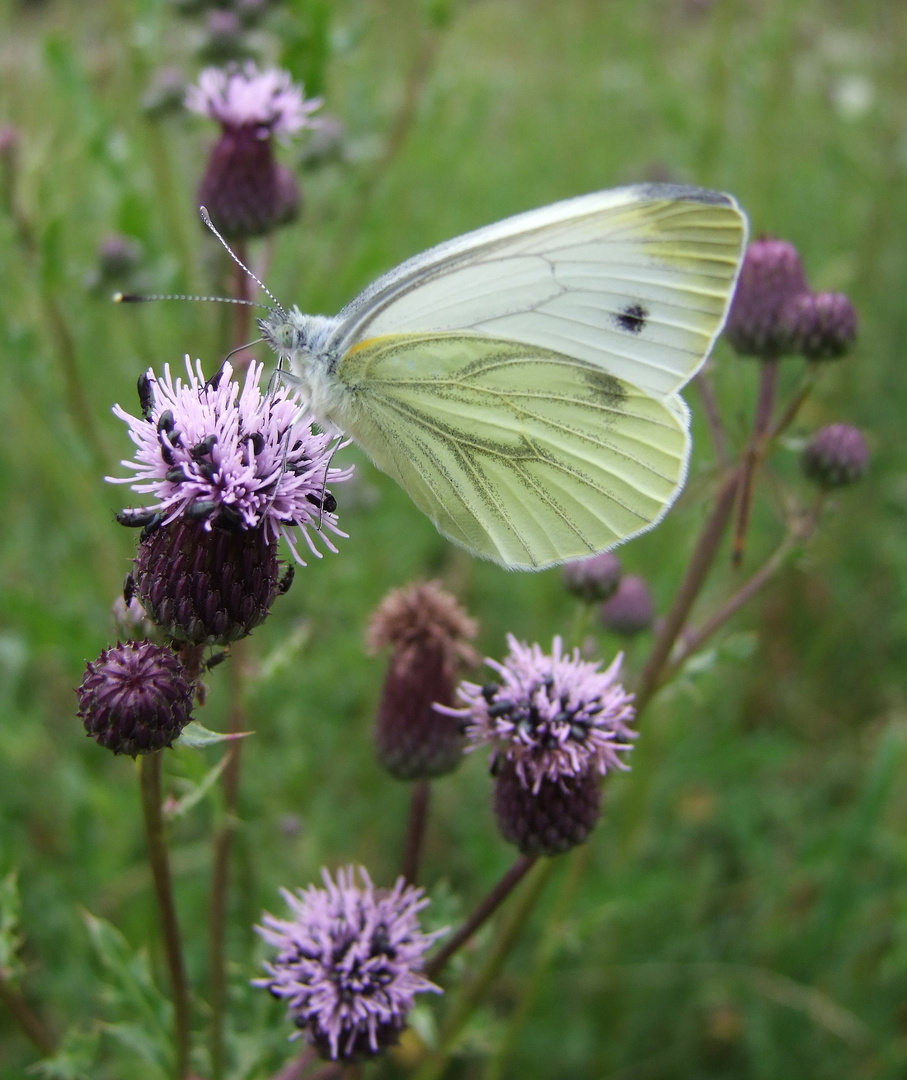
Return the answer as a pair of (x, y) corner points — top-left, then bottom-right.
(562, 551), (622, 603)
(782, 291), (858, 361)
(725, 237), (810, 358)
(802, 423), (869, 489)
(77, 641), (195, 756)
(599, 574), (655, 636)
(367, 582), (478, 779)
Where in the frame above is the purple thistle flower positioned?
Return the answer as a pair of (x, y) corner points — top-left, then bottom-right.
(185, 62), (321, 137)
(256, 866), (443, 1062)
(108, 357), (351, 565)
(186, 63), (321, 237)
(443, 634), (636, 795)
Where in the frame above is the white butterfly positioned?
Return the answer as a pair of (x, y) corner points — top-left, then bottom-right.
(259, 183), (747, 570)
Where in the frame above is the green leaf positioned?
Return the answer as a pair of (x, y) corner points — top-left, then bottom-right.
(175, 720), (254, 749)
(29, 1028), (100, 1080)
(82, 913), (173, 1074)
(164, 752), (231, 820)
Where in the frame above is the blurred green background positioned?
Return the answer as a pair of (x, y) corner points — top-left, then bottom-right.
(1, 0), (907, 1077)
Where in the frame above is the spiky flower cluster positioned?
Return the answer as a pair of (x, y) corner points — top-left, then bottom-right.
(186, 63), (320, 236)
(256, 867), (443, 1061)
(109, 358), (350, 565)
(446, 635), (636, 794)
(186, 63), (321, 137)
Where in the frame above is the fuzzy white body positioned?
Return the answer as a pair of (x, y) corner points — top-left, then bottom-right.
(259, 309), (352, 429)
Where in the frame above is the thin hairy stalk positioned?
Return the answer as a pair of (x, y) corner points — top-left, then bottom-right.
(417, 859), (557, 1080)
(209, 647), (247, 1080)
(665, 499), (824, 680)
(139, 753), (191, 1080)
(401, 779), (432, 885)
(694, 370), (730, 467)
(485, 846), (591, 1080)
(424, 855), (537, 982)
(634, 467), (740, 717)
(0, 981), (56, 1056)
(732, 358), (780, 566)
(566, 601), (594, 652)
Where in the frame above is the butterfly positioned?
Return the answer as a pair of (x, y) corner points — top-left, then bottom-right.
(258, 183), (747, 570)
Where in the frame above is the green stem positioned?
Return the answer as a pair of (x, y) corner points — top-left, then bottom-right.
(139, 753), (191, 1080)
(0, 980), (56, 1056)
(424, 855), (537, 982)
(209, 646), (247, 1080)
(484, 846), (590, 1080)
(417, 859), (557, 1080)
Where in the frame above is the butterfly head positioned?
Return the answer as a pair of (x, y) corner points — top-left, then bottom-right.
(259, 308), (341, 363)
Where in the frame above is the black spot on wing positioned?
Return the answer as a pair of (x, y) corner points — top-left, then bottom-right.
(614, 302), (648, 335)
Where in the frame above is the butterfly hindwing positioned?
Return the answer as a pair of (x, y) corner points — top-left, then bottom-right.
(334, 333), (690, 569)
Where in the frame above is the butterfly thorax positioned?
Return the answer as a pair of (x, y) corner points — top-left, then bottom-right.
(258, 308), (349, 425)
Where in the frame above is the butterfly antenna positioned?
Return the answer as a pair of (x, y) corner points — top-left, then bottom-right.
(114, 291), (270, 310)
(199, 206), (286, 316)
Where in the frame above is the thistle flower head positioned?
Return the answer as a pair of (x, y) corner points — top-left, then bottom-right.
(256, 867), (443, 1062)
(445, 634), (636, 795)
(108, 358), (351, 566)
(76, 641), (195, 756)
(367, 582), (479, 780)
(186, 62), (321, 137)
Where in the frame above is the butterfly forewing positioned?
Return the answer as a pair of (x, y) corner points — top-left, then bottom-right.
(333, 184), (746, 401)
(334, 333), (690, 569)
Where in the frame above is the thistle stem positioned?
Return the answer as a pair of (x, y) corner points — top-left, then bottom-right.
(425, 855), (537, 981)
(694, 369), (730, 467)
(732, 357), (779, 566)
(485, 846), (590, 1080)
(209, 647), (247, 1080)
(634, 467), (740, 717)
(400, 779), (432, 885)
(417, 859), (557, 1080)
(0, 981), (56, 1056)
(664, 499), (823, 681)
(139, 753), (191, 1080)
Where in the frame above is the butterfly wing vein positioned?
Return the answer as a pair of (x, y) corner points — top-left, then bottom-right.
(337, 335), (689, 569)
